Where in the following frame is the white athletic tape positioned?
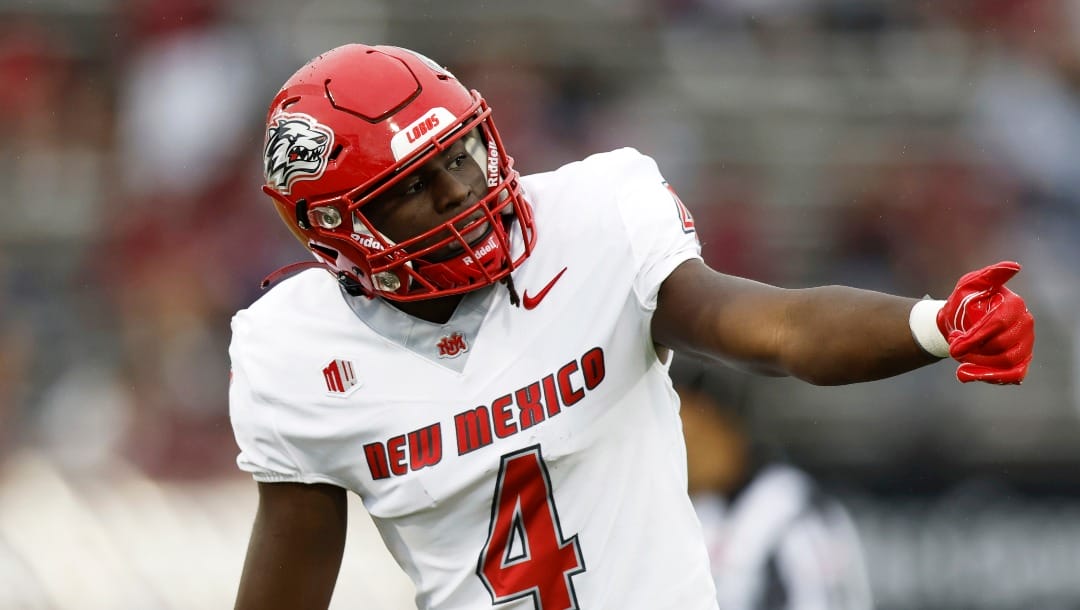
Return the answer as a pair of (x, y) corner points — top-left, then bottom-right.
(909, 298), (949, 359)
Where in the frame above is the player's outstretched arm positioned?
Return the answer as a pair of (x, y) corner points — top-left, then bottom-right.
(652, 259), (1033, 386)
(235, 482), (348, 610)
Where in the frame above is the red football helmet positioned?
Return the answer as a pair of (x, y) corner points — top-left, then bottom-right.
(261, 44), (536, 301)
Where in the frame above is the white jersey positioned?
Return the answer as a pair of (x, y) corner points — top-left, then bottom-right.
(229, 148), (716, 609)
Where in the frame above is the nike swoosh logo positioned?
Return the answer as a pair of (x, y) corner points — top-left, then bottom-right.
(522, 267), (568, 310)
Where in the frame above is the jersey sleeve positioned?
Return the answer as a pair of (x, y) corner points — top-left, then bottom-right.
(613, 149), (703, 309)
(228, 311), (307, 483)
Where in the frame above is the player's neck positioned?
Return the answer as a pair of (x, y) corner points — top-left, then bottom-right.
(389, 294), (465, 325)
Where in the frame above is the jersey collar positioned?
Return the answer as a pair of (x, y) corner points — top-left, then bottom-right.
(340, 284), (497, 373)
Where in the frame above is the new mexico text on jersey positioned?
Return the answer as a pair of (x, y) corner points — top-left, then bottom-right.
(364, 344), (606, 480)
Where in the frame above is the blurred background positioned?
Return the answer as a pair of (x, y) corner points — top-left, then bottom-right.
(1, 0), (1078, 608)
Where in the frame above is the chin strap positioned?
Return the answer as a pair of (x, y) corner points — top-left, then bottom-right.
(502, 273), (520, 307)
(260, 260), (326, 290)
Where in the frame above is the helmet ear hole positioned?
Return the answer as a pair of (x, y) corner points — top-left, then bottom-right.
(329, 144), (344, 161)
(295, 199), (311, 229)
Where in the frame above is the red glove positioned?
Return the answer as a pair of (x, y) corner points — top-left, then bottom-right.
(936, 261), (1034, 384)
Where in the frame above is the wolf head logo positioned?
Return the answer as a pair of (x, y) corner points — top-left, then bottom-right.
(264, 113), (334, 195)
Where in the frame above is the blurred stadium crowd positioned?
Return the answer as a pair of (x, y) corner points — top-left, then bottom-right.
(1, 0), (1079, 608)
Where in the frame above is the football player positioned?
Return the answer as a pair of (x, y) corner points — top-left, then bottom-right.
(230, 44), (1034, 610)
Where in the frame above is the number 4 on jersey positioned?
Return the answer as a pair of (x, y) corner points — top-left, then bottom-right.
(478, 445), (586, 609)
(664, 181), (695, 234)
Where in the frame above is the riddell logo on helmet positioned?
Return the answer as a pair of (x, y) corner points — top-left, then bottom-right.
(351, 233), (385, 251)
(462, 233), (499, 266)
(486, 139), (499, 187)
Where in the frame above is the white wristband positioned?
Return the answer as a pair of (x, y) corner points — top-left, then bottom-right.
(909, 299), (949, 358)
